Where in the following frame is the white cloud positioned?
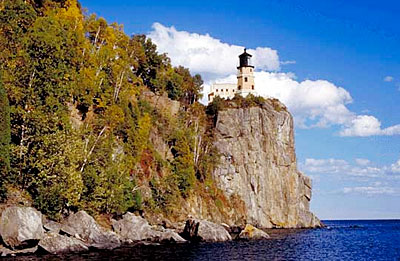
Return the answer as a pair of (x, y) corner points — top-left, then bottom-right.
(384, 76), (394, 82)
(343, 186), (398, 195)
(280, 60), (296, 65)
(215, 72), (400, 134)
(302, 157), (400, 179)
(214, 71), (354, 128)
(148, 23), (280, 81)
(391, 159), (400, 173)
(340, 115), (400, 137)
(301, 158), (383, 178)
(355, 158), (371, 166)
(301, 157), (400, 197)
(148, 23), (400, 136)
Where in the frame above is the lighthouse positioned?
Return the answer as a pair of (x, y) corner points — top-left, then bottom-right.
(208, 48), (256, 102)
(236, 48), (256, 97)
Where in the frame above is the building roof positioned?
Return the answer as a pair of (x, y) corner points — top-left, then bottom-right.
(239, 48), (252, 58)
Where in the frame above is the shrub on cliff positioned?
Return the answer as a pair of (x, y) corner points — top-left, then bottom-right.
(230, 93), (266, 108)
(206, 96), (225, 126)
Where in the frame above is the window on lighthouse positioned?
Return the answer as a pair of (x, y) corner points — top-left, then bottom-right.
(245, 77), (248, 82)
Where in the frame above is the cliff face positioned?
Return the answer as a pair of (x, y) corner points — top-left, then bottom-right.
(208, 99), (321, 228)
(133, 94), (320, 228)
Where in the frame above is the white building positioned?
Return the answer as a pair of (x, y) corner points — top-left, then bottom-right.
(208, 48), (256, 102)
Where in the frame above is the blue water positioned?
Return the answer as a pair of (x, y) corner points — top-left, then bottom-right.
(8, 220), (400, 261)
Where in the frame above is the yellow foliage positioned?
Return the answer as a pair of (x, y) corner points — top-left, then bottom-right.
(106, 104), (125, 129)
(55, 0), (84, 32)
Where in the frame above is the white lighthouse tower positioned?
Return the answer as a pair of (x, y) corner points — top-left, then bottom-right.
(208, 48), (256, 102)
(236, 48), (256, 97)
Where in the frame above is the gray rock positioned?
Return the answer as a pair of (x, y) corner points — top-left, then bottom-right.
(38, 232), (88, 254)
(61, 211), (120, 250)
(182, 219), (232, 242)
(238, 224), (270, 240)
(153, 229), (186, 243)
(0, 245), (37, 257)
(0, 206), (44, 248)
(211, 101), (322, 228)
(112, 212), (158, 243)
(43, 220), (62, 233)
(141, 91), (180, 116)
(112, 213), (186, 244)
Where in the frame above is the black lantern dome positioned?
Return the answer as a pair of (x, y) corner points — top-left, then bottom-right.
(238, 48), (254, 69)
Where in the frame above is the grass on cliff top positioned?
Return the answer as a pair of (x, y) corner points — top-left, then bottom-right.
(206, 94), (287, 120)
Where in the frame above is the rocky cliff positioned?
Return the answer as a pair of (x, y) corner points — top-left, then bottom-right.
(69, 92), (321, 229)
(203, 99), (321, 228)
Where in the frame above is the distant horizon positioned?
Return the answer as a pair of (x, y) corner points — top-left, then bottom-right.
(322, 218), (400, 221)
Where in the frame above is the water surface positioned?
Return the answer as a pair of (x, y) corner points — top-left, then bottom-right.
(6, 220), (400, 261)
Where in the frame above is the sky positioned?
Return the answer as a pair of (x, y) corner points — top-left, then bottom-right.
(80, 0), (400, 220)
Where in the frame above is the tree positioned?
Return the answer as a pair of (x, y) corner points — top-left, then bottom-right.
(132, 35), (170, 94)
(0, 78), (11, 200)
(170, 117), (196, 196)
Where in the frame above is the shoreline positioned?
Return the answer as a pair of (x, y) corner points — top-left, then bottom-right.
(0, 206), (320, 257)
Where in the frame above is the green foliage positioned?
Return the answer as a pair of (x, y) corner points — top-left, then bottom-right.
(230, 93), (266, 107)
(0, 79), (10, 174)
(133, 190), (143, 211)
(166, 66), (203, 104)
(206, 96), (225, 126)
(0, 78), (10, 200)
(206, 96), (225, 116)
(148, 177), (180, 215)
(0, 0), (218, 218)
(170, 123), (196, 196)
(133, 35), (203, 104)
(31, 131), (84, 219)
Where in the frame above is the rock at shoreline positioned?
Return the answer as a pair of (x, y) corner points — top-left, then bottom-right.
(112, 213), (186, 243)
(182, 219), (232, 242)
(153, 228), (186, 243)
(0, 206), (44, 248)
(238, 224), (270, 240)
(112, 212), (159, 243)
(38, 232), (88, 254)
(61, 211), (120, 250)
(43, 220), (62, 233)
(0, 245), (38, 257)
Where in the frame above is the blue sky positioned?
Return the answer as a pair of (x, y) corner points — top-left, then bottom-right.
(80, 0), (400, 219)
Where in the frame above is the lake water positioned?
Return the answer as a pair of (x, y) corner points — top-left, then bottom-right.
(6, 220), (400, 260)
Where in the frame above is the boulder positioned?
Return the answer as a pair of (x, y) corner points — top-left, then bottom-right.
(182, 219), (232, 242)
(112, 212), (158, 243)
(0, 206), (44, 248)
(38, 232), (88, 254)
(238, 224), (270, 240)
(43, 220), (62, 233)
(61, 211), (120, 250)
(0, 246), (37, 257)
(153, 229), (186, 243)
